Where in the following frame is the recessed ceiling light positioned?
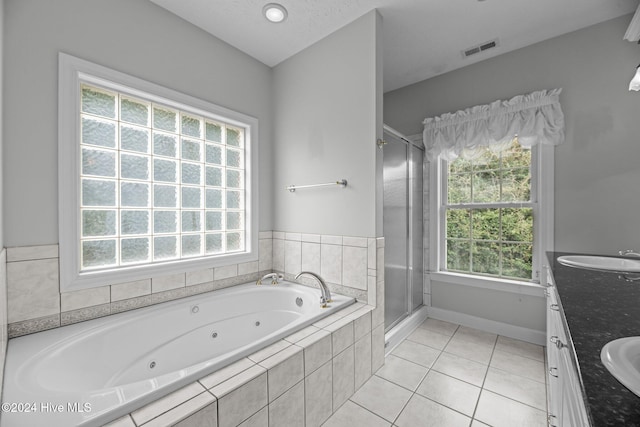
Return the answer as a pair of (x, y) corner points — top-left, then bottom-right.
(263, 3), (288, 23)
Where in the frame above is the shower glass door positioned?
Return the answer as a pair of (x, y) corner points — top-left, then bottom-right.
(383, 128), (423, 332)
(383, 135), (409, 330)
(410, 143), (423, 312)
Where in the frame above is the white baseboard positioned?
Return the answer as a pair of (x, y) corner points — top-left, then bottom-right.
(384, 306), (429, 356)
(427, 306), (546, 346)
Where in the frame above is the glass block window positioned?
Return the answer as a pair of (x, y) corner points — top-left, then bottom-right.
(443, 141), (534, 280)
(80, 84), (246, 271)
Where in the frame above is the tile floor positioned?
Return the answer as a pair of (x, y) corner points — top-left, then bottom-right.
(322, 318), (547, 427)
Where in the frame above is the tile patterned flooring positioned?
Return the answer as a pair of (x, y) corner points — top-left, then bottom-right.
(322, 318), (547, 427)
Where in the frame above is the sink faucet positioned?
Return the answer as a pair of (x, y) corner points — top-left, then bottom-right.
(619, 250), (640, 258)
(294, 271), (332, 308)
(256, 273), (283, 285)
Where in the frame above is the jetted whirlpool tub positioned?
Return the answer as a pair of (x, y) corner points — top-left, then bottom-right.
(1, 281), (354, 426)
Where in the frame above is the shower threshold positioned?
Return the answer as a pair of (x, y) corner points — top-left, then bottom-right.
(384, 305), (428, 356)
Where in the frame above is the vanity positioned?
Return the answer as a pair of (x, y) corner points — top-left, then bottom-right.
(546, 252), (640, 426)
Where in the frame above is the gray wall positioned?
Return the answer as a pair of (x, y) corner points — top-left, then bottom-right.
(431, 281), (546, 332)
(273, 10), (383, 238)
(0, 0), (6, 399)
(3, 0), (274, 247)
(385, 14), (640, 255)
(0, 0), (3, 249)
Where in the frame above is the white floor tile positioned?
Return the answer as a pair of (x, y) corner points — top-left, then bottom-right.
(495, 336), (544, 362)
(455, 326), (498, 347)
(350, 375), (412, 423)
(322, 401), (391, 427)
(432, 352), (489, 387)
(391, 339), (440, 368)
(475, 390), (547, 427)
(323, 319), (549, 427)
(490, 349), (545, 383)
(406, 327), (452, 350)
(418, 318), (459, 336)
(483, 368), (547, 411)
(395, 394), (471, 427)
(375, 354), (429, 391)
(444, 335), (495, 365)
(416, 370), (481, 417)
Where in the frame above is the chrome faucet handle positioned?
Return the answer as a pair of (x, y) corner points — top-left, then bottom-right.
(257, 273), (283, 285)
(295, 271), (331, 307)
(319, 295), (328, 308)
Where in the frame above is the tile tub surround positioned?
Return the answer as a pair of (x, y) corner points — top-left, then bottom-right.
(549, 252), (640, 426)
(6, 232), (274, 337)
(6, 232), (383, 338)
(103, 303), (378, 427)
(272, 232), (385, 307)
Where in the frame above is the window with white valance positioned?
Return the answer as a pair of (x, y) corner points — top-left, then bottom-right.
(423, 88), (564, 161)
(425, 89), (564, 286)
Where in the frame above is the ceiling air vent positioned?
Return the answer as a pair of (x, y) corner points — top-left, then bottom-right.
(464, 47), (481, 57)
(480, 40), (496, 51)
(462, 38), (499, 58)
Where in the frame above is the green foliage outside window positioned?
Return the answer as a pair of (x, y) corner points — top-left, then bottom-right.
(445, 141), (533, 280)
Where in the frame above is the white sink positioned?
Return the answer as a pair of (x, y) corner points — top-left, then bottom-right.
(601, 337), (640, 397)
(557, 255), (640, 273)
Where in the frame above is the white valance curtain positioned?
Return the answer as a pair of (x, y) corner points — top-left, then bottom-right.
(422, 88), (565, 161)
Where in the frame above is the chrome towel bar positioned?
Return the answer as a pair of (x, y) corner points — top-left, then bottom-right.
(287, 179), (347, 192)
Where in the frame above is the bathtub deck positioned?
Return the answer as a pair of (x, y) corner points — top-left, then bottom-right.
(103, 301), (382, 427)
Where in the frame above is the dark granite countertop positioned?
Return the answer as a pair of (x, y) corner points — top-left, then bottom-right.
(549, 252), (640, 426)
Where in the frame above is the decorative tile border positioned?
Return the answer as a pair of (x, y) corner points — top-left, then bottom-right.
(150, 288), (189, 305)
(8, 314), (61, 338)
(110, 295), (155, 316)
(60, 303), (111, 326)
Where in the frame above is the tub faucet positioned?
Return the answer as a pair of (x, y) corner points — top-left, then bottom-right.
(619, 249), (640, 258)
(295, 271), (332, 308)
(257, 273), (283, 285)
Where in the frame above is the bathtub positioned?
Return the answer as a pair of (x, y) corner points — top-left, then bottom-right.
(1, 281), (354, 427)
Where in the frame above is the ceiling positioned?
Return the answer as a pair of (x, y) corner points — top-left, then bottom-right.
(149, 0), (639, 92)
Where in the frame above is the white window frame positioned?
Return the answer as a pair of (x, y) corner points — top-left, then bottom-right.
(429, 144), (554, 291)
(59, 53), (259, 292)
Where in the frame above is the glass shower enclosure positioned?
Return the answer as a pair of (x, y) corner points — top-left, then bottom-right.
(383, 125), (424, 332)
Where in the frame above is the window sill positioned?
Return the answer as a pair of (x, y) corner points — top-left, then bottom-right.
(428, 271), (545, 297)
